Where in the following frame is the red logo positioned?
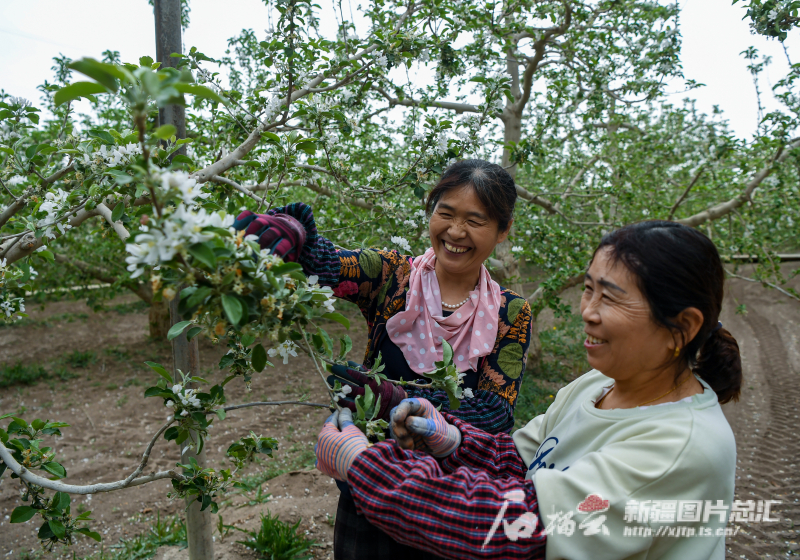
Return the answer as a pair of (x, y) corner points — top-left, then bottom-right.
(577, 494), (609, 513)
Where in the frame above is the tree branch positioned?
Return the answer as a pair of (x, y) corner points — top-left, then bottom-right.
(726, 269), (800, 303)
(0, 419), (184, 495)
(515, 3), (572, 113)
(667, 164), (706, 220)
(0, 164), (75, 229)
(677, 139), (800, 227)
(371, 86), (481, 114)
(527, 273), (585, 305)
(95, 202), (130, 241)
(192, 3), (418, 184)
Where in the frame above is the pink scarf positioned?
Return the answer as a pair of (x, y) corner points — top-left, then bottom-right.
(385, 248), (502, 374)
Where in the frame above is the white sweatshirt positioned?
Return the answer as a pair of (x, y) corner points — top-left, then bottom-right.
(512, 369), (736, 560)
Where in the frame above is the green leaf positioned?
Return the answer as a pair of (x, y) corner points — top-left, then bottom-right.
(53, 491), (70, 511)
(54, 82), (108, 106)
(144, 361), (172, 383)
(42, 461), (67, 479)
(322, 312), (350, 329)
(38, 521), (55, 539)
(188, 242), (217, 270)
(69, 58), (131, 91)
(186, 326), (203, 340)
(10, 506), (38, 523)
(164, 426), (180, 441)
(168, 320), (194, 341)
(76, 528), (102, 542)
(174, 83), (228, 106)
(338, 335), (353, 359)
(184, 286), (212, 310)
(154, 124), (177, 139)
(139, 55), (154, 67)
(49, 519), (67, 539)
(497, 343), (524, 379)
(240, 334), (255, 348)
(110, 202), (124, 222)
(171, 154), (194, 165)
(221, 294), (244, 326)
(442, 340), (453, 366)
(251, 343), (268, 372)
(106, 169), (133, 184)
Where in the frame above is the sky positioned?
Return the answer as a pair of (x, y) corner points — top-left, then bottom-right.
(0, 0), (798, 140)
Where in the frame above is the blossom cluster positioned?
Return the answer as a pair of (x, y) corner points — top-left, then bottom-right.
(125, 171), (224, 278)
(80, 143), (142, 171)
(37, 188), (72, 240)
(391, 236), (412, 252)
(0, 293), (25, 322)
(125, 205), (232, 278)
(167, 383), (203, 417)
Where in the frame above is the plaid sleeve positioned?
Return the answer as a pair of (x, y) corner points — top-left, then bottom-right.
(405, 388), (514, 434)
(348, 441), (546, 560)
(439, 414), (528, 478)
(269, 202), (340, 286)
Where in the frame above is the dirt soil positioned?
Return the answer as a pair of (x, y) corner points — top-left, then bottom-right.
(1, 266), (799, 560)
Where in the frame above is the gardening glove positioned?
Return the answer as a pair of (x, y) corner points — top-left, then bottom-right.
(314, 408), (369, 482)
(389, 398), (461, 458)
(232, 210), (306, 262)
(326, 361), (407, 421)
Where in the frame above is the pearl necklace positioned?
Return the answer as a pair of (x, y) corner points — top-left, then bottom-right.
(442, 297), (470, 309)
(441, 284), (478, 309)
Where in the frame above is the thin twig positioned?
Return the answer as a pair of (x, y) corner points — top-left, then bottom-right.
(218, 400), (330, 412)
(725, 269), (800, 302)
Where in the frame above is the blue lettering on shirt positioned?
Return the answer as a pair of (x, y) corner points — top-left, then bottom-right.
(529, 437), (559, 472)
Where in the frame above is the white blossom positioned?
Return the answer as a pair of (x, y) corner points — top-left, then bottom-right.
(268, 340), (299, 364)
(463, 388), (474, 399)
(376, 54), (388, 68)
(511, 246), (524, 253)
(391, 236), (412, 252)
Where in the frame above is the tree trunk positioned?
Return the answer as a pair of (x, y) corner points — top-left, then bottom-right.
(494, 105), (525, 295)
(154, 0), (186, 155)
(149, 299), (171, 339)
(526, 313), (542, 372)
(169, 293), (214, 560)
(156, 2), (211, 558)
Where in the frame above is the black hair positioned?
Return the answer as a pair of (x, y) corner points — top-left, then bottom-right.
(593, 220), (742, 404)
(425, 159), (517, 232)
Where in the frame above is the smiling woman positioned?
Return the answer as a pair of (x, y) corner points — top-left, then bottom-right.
(233, 159), (533, 560)
(314, 220), (743, 560)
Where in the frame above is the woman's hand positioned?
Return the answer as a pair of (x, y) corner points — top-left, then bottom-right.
(389, 398), (461, 458)
(314, 408), (369, 482)
(327, 362), (408, 421)
(232, 210), (306, 262)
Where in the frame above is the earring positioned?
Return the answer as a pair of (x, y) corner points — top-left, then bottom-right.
(674, 347), (681, 357)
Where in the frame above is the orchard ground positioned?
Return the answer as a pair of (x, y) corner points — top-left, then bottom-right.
(0, 267), (798, 560)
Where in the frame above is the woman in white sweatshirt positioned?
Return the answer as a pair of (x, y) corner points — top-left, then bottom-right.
(315, 220), (742, 560)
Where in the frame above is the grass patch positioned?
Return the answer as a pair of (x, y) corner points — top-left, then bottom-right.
(110, 300), (149, 314)
(237, 512), (315, 560)
(0, 362), (50, 388)
(66, 350), (97, 369)
(104, 346), (131, 360)
(20, 512), (186, 560)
